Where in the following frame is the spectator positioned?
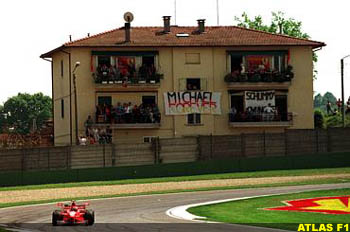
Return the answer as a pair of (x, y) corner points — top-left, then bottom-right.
(336, 98), (342, 112)
(264, 104), (275, 121)
(326, 101), (333, 115)
(84, 115), (93, 136)
(229, 106), (237, 122)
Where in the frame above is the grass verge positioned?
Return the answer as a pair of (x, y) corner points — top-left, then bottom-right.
(188, 188), (350, 231)
(0, 176), (349, 209)
(1, 167), (350, 192)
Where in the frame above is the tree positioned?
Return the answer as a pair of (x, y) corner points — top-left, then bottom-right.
(0, 104), (4, 133)
(234, 12), (318, 79)
(3, 93), (52, 134)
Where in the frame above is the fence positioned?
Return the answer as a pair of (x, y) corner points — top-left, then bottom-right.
(0, 128), (350, 172)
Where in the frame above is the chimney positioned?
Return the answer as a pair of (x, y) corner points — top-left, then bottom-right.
(125, 22), (131, 42)
(197, 19), (206, 33)
(163, 16), (171, 33)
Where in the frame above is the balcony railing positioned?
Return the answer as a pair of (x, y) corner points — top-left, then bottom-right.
(93, 104), (161, 129)
(93, 71), (163, 85)
(224, 65), (294, 83)
(229, 112), (293, 127)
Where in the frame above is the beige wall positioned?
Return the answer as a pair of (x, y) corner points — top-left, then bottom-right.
(52, 46), (315, 144)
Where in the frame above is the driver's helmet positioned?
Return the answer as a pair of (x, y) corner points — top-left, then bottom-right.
(71, 201), (77, 207)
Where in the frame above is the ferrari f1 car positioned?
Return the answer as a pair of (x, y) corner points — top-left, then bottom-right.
(52, 201), (95, 226)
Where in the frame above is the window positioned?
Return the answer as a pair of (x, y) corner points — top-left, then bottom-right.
(229, 51), (287, 73)
(142, 96), (156, 106)
(60, 60), (64, 77)
(229, 91), (288, 122)
(98, 96), (112, 106)
(187, 113), (201, 125)
(61, 99), (64, 118)
(143, 136), (157, 143)
(185, 53), (200, 64)
(186, 78), (201, 90)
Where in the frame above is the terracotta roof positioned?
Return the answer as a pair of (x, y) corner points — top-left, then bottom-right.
(41, 26), (325, 58)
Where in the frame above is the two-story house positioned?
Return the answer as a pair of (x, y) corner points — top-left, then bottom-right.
(41, 16), (325, 146)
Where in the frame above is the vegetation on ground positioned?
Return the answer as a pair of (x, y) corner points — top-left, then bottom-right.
(188, 188), (350, 231)
(0, 176), (349, 210)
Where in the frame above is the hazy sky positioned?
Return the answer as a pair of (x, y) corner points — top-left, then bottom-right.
(0, 0), (349, 104)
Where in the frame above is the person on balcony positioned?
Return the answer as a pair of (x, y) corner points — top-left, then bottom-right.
(115, 102), (123, 124)
(264, 104), (275, 121)
(229, 106), (237, 122)
(152, 104), (161, 123)
(84, 115), (93, 136)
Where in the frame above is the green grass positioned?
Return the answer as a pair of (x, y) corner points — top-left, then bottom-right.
(188, 188), (350, 231)
(1, 167), (350, 192)
(0, 176), (349, 209)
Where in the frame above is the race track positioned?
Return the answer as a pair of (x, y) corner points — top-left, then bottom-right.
(1, 183), (349, 232)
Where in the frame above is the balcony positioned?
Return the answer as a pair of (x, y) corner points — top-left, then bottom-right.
(92, 103), (161, 130)
(93, 71), (163, 91)
(225, 66), (294, 90)
(229, 112), (293, 128)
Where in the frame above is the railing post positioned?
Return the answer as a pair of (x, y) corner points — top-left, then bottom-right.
(284, 129), (288, 156)
(210, 133), (214, 160)
(112, 143), (116, 166)
(197, 135), (201, 161)
(316, 129), (319, 153)
(66, 146), (70, 169)
(103, 143), (106, 167)
(263, 131), (266, 156)
(48, 148), (50, 171)
(241, 133), (246, 157)
(327, 128), (332, 152)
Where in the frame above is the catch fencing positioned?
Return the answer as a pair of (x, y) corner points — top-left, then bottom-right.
(0, 128), (349, 172)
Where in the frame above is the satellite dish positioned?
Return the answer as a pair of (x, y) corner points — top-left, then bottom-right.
(124, 12), (134, 23)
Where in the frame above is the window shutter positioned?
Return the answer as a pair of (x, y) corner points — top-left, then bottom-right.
(200, 78), (207, 91)
(179, 78), (186, 91)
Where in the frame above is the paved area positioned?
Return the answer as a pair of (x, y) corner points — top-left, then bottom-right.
(0, 183), (349, 232)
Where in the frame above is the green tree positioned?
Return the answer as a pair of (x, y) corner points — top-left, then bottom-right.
(314, 109), (324, 128)
(0, 104), (4, 133)
(314, 93), (323, 109)
(234, 12), (318, 79)
(3, 93), (52, 134)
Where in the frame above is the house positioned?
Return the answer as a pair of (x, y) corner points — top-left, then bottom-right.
(40, 16), (325, 146)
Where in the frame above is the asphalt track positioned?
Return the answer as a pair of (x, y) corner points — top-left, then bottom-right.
(0, 183), (349, 232)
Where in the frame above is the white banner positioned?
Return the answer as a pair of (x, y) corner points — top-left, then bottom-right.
(244, 91), (275, 112)
(164, 92), (221, 115)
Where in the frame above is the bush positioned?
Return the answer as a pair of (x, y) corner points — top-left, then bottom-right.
(314, 110), (324, 128)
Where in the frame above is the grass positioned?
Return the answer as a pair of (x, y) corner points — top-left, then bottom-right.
(188, 188), (350, 231)
(1, 167), (350, 192)
(0, 175), (349, 209)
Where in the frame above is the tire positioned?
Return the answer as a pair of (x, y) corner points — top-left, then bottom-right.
(85, 210), (95, 226)
(52, 211), (59, 226)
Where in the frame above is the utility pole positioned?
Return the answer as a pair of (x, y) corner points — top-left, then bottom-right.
(341, 55), (350, 128)
(216, 0), (219, 26)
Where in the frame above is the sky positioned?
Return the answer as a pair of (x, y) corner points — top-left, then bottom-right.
(0, 0), (349, 104)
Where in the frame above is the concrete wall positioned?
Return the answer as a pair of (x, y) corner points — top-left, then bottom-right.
(1, 128), (350, 172)
(52, 46), (315, 144)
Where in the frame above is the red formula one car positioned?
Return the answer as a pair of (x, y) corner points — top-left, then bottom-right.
(52, 201), (95, 226)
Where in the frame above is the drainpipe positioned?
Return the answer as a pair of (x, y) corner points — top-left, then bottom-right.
(41, 57), (55, 146)
(60, 50), (73, 145)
